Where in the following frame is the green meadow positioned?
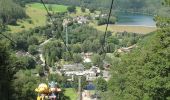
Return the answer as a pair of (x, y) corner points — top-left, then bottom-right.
(64, 88), (77, 100)
(30, 3), (68, 12)
(8, 3), (68, 33)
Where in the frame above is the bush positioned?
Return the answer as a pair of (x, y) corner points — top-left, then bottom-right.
(27, 36), (39, 45)
(28, 45), (38, 55)
(81, 6), (86, 12)
(16, 38), (28, 51)
(20, 56), (36, 69)
(98, 16), (116, 25)
(9, 18), (17, 25)
(67, 6), (76, 13)
(83, 62), (92, 69)
(89, 8), (96, 13)
(28, 19), (33, 24)
(21, 25), (25, 28)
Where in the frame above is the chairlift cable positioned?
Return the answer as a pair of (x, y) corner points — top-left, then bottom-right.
(0, 32), (16, 46)
(102, 0), (115, 58)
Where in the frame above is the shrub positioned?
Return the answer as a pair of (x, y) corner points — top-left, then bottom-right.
(21, 25), (25, 28)
(28, 19), (33, 24)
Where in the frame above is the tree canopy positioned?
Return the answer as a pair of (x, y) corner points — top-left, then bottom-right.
(0, 0), (26, 25)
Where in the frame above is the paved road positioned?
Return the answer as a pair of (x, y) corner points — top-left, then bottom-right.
(39, 38), (52, 66)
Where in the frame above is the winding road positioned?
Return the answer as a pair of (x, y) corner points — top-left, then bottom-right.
(39, 38), (52, 66)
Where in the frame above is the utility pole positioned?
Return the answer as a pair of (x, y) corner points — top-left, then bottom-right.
(78, 76), (82, 100)
(65, 24), (68, 51)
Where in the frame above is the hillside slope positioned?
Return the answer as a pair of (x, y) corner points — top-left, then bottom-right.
(108, 27), (170, 99)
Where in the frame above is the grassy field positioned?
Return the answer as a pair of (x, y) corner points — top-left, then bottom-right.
(64, 88), (77, 100)
(90, 23), (157, 34)
(8, 3), (93, 33)
(8, 5), (46, 33)
(8, 3), (68, 33)
(30, 3), (68, 12)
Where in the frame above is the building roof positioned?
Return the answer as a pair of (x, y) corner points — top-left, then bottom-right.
(62, 63), (84, 71)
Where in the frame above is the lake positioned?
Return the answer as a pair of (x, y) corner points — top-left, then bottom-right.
(116, 13), (156, 27)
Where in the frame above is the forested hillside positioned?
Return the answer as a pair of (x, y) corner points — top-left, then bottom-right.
(106, 28), (170, 100)
(104, 1), (170, 100)
(0, 0), (26, 25)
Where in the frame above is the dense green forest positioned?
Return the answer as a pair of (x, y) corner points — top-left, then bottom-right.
(106, 29), (170, 99)
(104, 1), (170, 100)
(0, 0), (26, 25)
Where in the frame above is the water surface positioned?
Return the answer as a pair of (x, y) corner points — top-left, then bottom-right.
(116, 13), (156, 27)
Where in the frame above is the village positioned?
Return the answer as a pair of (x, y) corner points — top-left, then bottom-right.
(13, 5), (139, 99)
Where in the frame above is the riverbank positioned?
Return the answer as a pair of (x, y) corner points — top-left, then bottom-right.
(115, 24), (156, 28)
(91, 23), (157, 34)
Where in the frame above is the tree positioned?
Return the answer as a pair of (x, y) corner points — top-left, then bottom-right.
(128, 0), (146, 10)
(106, 43), (115, 53)
(12, 70), (45, 100)
(98, 16), (116, 25)
(43, 41), (63, 66)
(16, 37), (28, 51)
(48, 5), (53, 11)
(108, 7), (170, 99)
(27, 36), (39, 45)
(72, 43), (82, 53)
(0, 42), (12, 100)
(82, 40), (91, 52)
(73, 53), (83, 63)
(91, 39), (100, 53)
(81, 6), (86, 12)
(164, 0), (170, 5)
(21, 56), (36, 69)
(48, 73), (64, 85)
(35, 65), (44, 76)
(67, 6), (76, 13)
(94, 77), (107, 92)
(89, 8), (95, 13)
(28, 45), (38, 55)
(0, 0), (26, 24)
(83, 62), (92, 69)
(92, 54), (103, 69)
(0, 41), (24, 100)
(62, 52), (72, 61)
(107, 36), (119, 45)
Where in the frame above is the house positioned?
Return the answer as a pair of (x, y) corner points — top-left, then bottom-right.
(62, 19), (71, 26)
(90, 66), (101, 74)
(61, 63), (84, 71)
(73, 16), (88, 24)
(84, 70), (97, 81)
(101, 14), (107, 18)
(83, 58), (91, 63)
(62, 65), (101, 81)
(84, 66), (101, 81)
(64, 70), (98, 81)
(92, 14), (100, 20)
(81, 52), (93, 63)
(117, 44), (137, 53)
